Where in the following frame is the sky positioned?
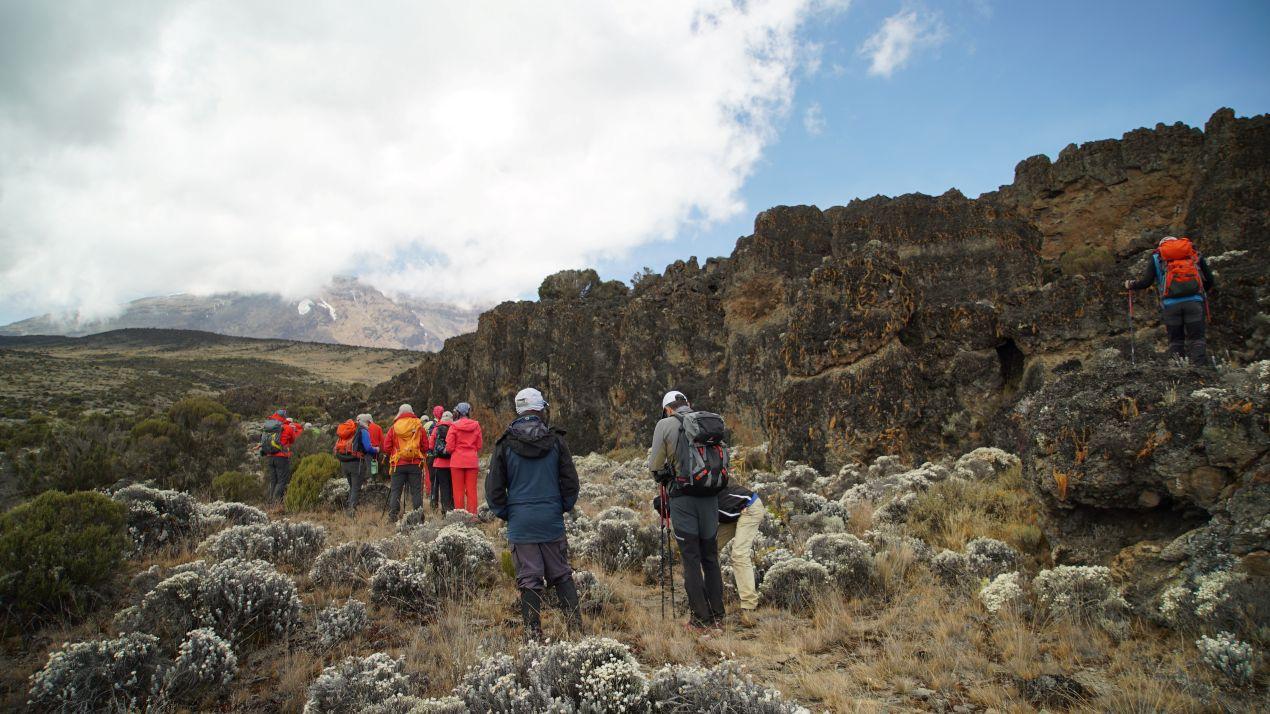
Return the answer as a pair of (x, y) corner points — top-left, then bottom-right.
(1, 0), (1267, 325)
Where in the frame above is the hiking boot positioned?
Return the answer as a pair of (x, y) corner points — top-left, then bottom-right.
(519, 588), (544, 642)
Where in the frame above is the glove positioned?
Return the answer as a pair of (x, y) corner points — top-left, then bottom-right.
(1123, 280), (1134, 290)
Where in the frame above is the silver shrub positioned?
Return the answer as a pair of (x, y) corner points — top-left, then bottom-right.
(415, 524), (498, 600)
(114, 567), (206, 643)
(197, 520), (328, 568)
(525, 637), (647, 712)
(759, 557), (830, 612)
(1195, 631), (1256, 685)
(310, 541), (390, 586)
(964, 537), (1021, 579)
(979, 572), (1028, 615)
(364, 695), (468, 714)
(1033, 565), (1128, 623)
(303, 652), (414, 714)
(111, 484), (204, 556)
(317, 599), (370, 648)
(199, 500), (270, 529)
(930, 549), (973, 588)
(27, 632), (170, 713)
(370, 560), (440, 616)
(198, 557), (302, 646)
(647, 660), (811, 713)
(804, 533), (874, 593)
(397, 509), (427, 532)
(754, 547), (795, 590)
(584, 518), (659, 573)
(455, 652), (560, 713)
(1159, 569), (1264, 639)
(167, 627), (238, 699)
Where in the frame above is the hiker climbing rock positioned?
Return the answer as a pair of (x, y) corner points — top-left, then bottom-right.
(446, 402), (483, 514)
(485, 387), (582, 639)
(429, 409), (455, 513)
(383, 404), (426, 521)
(1125, 235), (1215, 366)
(334, 415), (379, 515)
(648, 390), (729, 631)
(261, 408), (303, 508)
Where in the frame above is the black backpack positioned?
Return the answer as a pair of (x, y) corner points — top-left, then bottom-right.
(430, 423), (451, 458)
(672, 411), (730, 496)
(259, 420), (284, 456)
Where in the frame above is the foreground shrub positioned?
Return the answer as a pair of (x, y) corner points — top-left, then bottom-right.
(210, 470), (260, 503)
(980, 572), (1028, 615)
(964, 537), (1021, 579)
(198, 520), (327, 568)
(759, 557), (830, 611)
(286, 454), (340, 512)
(168, 627), (238, 701)
(370, 560), (439, 617)
(304, 652), (413, 714)
(647, 660), (811, 713)
(529, 637), (646, 710)
(115, 566), (207, 643)
(198, 558), (302, 646)
(363, 695), (467, 714)
(414, 524), (497, 599)
(111, 484), (204, 556)
(27, 632), (169, 713)
(0, 490), (128, 625)
(199, 500), (270, 528)
(1034, 565), (1127, 624)
(316, 599), (370, 648)
(804, 533), (874, 593)
(310, 541), (390, 585)
(1195, 631), (1256, 685)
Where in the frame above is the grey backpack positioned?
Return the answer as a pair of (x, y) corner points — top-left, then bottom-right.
(672, 411), (730, 496)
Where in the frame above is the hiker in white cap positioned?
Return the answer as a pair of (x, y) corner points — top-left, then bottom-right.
(486, 387), (583, 639)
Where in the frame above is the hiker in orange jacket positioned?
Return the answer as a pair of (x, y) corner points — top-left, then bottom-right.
(263, 409), (304, 505)
(445, 402), (483, 514)
(429, 410), (455, 513)
(382, 404), (426, 521)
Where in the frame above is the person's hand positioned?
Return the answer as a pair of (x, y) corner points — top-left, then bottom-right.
(1123, 280), (1134, 290)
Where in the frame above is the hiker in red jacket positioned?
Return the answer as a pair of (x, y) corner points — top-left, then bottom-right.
(429, 410), (455, 513)
(382, 404), (426, 521)
(445, 402), (483, 514)
(262, 409), (304, 507)
(426, 405), (445, 508)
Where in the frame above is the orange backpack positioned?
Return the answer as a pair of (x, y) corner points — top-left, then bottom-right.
(334, 419), (360, 461)
(1157, 237), (1202, 300)
(391, 417), (424, 466)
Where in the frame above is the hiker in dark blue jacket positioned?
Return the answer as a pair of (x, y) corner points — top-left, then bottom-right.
(485, 387), (582, 639)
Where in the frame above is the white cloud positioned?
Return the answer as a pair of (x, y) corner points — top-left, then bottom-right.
(859, 9), (946, 78)
(803, 102), (826, 135)
(0, 1), (832, 319)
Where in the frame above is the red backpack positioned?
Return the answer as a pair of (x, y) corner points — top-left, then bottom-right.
(334, 419), (361, 461)
(1157, 237), (1202, 300)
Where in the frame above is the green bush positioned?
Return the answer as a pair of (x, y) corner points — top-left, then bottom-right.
(15, 420), (130, 496)
(211, 470), (261, 503)
(0, 491), (128, 627)
(130, 418), (182, 441)
(167, 396), (232, 432)
(284, 454), (340, 512)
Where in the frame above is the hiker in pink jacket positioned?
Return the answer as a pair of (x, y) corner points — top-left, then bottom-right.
(445, 402), (483, 514)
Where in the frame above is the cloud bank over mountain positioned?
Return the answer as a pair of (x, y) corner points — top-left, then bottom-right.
(0, 1), (839, 320)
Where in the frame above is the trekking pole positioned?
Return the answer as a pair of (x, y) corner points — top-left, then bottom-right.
(1127, 289), (1136, 367)
(659, 482), (675, 616)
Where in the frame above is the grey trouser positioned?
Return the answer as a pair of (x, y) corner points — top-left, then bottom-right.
(266, 456), (290, 503)
(670, 494), (724, 625)
(1161, 300), (1207, 365)
(510, 537), (573, 591)
(340, 458), (365, 512)
(389, 463), (423, 520)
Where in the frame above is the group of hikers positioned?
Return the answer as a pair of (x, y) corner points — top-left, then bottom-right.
(252, 234), (1214, 637)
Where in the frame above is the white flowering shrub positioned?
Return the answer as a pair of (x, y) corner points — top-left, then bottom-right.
(964, 537), (1021, 579)
(111, 484), (204, 556)
(1158, 569), (1264, 639)
(197, 520), (328, 568)
(647, 660), (811, 713)
(198, 557), (302, 646)
(310, 541), (390, 585)
(415, 524), (498, 600)
(864, 531), (934, 563)
(397, 509), (427, 532)
(304, 653), (414, 714)
(364, 695), (468, 713)
(754, 547), (795, 590)
(443, 510), (482, 527)
(114, 567), (206, 643)
(582, 517), (659, 573)
(979, 572), (1028, 615)
(952, 448), (1022, 481)
(759, 557), (830, 611)
(27, 632), (170, 713)
(1195, 632), (1256, 685)
(167, 627), (237, 701)
(1033, 566), (1127, 623)
(370, 560), (440, 617)
(455, 652), (557, 712)
(839, 462), (948, 511)
(199, 500), (270, 528)
(319, 478), (351, 509)
(930, 549), (972, 587)
(526, 637), (647, 711)
(871, 492), (916, 526)
(317, 599), (370, 648)
(804, 533), (874, 593)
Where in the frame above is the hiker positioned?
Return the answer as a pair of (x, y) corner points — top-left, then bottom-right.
(334, 415), (379, 514)
(429, 409), (455, 512)
(648, 390), (728, 631)
(383, 404), (426, 521)
(261, 409), (303, 506)
(716, 484), (765, 619)
(420, 407), (438, 506)
(425, 405), (445, 508)
(446, 402), (483, 514)
(365, 413), (385, 479)
(1125, 235), (1216, 366)
(486, 387), (582, 639)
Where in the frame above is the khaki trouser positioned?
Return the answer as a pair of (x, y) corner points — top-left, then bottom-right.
(717, 496), (764, 610)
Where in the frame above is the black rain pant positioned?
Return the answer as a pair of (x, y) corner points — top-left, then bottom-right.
(669, 494), (725, 626)
(1162, 300), (1207, 365)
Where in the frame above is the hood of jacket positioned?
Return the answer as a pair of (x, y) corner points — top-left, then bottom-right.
(450, 417), (480, 434)
(269, 413), (288, 423)
(394, 412), (418, 422)
(499, 416), (558, 458)
(432, 405), (444, 419)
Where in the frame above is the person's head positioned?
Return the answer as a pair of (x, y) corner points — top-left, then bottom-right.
(514, 387), (548, 418)
(433, 405), (444, 419)
(455, 402), (472, 418)
(441, 410), (454, 422)
(276, 408), (288, 418)
(356, 413), (372, 427)
(397, 404), (413, 417)
(662, 390), (689, 416)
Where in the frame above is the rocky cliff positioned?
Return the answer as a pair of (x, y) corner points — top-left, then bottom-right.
(372, 109), (1267, 469)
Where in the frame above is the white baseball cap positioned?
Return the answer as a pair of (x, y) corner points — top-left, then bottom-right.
(514, 387), (548, 414)
(662, 391), (687, 408)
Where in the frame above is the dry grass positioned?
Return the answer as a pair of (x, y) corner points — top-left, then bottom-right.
(906, 467), (1047, 560)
